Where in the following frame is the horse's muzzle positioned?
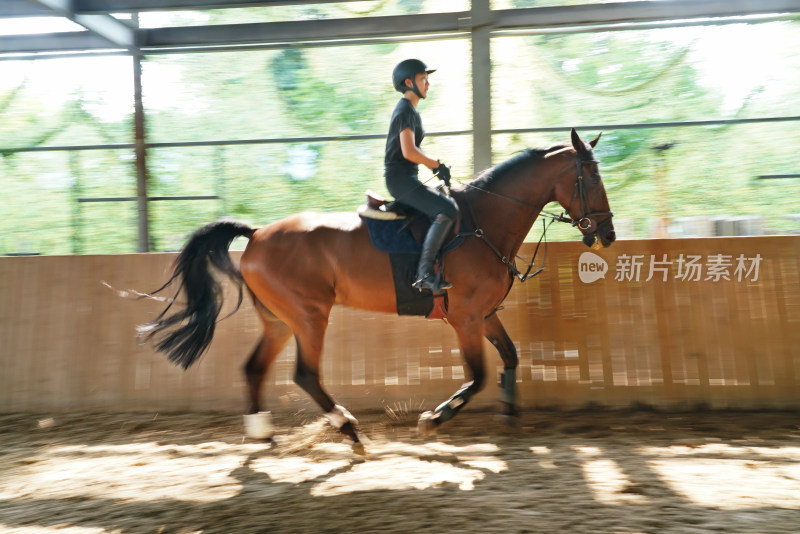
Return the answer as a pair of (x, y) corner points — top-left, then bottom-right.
(597, 219), (616, 247)
(582, 219), (615, 248)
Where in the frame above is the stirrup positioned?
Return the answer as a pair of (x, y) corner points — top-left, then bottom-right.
(412, 273), (452, 293)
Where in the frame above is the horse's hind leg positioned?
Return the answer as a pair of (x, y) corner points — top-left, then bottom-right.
(293, 313), (360, 443)
(244, 305), (292, 414)
(242, 303), (292, 439)
(484, 313), (520, 418)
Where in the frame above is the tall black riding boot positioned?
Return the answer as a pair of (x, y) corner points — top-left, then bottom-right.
(412, 214), (454, 294)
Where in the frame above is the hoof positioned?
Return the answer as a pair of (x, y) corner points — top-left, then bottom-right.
(351, 442), (367, 457)
(499, 402), (521, 418)
(243, 411), (274, 440)
(500, 400), (520, 416)
(340, 421), (361, 443)
(417, 411), (438, 437)
(494, 413), (521, 429)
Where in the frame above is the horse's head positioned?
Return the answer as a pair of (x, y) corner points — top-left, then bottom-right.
(551, 129), (616, 248)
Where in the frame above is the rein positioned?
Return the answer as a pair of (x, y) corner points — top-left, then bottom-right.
(460, 208), (556, 283)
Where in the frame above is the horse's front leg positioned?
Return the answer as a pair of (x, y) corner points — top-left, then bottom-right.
(418, 319), (486, 436)
(484, 312), (520, 420)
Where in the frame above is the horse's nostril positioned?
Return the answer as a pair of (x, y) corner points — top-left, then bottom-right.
(606, 230), (616, 242)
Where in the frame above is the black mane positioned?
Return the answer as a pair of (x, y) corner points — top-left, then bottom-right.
(468, 144), (568, 190)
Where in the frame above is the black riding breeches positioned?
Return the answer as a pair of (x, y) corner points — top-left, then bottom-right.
(385, 173), (458, 220)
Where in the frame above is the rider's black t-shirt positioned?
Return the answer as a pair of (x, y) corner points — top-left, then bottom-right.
(382, 97), (457, 219)
(384, 98), (425, 179)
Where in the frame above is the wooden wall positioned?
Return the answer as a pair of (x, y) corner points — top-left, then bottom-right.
(1, 236), (798, 414)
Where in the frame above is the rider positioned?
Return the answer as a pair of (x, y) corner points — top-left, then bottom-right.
(384, 59), (459, 294)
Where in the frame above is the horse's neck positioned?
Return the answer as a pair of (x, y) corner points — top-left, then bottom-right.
(483, 198), (542, 261)
(464, 162), (555, 259)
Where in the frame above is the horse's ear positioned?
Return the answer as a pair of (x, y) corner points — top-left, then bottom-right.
(589, 132), (602, 148)
(571, 128), (589, 156)
(570, 128), (582, 150)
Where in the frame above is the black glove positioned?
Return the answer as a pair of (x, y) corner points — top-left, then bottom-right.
(434, 163), (451, 187)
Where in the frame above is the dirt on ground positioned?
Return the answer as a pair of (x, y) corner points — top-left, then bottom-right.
(1, 408), (799, 534)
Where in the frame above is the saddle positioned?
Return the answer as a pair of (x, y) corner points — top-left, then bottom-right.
(357, 191), (429, 248)
(357, 191), (465, 319)
(357, 191), (463, 253)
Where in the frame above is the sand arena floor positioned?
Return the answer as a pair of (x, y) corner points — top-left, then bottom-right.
(1, 409), (799, 533)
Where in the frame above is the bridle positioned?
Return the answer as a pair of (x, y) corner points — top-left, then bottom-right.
(558, 157), (614, 233)
(459, 153), (613, 284)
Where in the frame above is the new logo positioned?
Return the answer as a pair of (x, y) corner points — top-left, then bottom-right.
(578, 251), (608, 284)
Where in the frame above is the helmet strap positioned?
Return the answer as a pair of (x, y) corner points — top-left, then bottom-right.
(405, 77), (424, 99)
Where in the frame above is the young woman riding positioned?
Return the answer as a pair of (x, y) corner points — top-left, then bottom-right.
(384, 58), (459, 295)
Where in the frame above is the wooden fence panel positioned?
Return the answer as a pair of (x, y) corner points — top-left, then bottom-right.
(0, 236), (798, 413)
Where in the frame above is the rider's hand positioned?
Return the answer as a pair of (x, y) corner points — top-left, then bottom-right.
(434, 162), (451, 187)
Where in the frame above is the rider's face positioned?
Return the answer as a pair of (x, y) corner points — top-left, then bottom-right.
(412, 72), (430, 98)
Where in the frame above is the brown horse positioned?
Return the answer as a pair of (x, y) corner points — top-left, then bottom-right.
(140, 129), (615, 443)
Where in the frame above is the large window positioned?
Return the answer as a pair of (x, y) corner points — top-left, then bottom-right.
(140, 41), (472, 250)
(492, 22), (800, 240)
(1, 5), (798, 255)
(1, 56), (136, 255)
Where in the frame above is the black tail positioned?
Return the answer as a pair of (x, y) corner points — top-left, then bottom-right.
(138, 220), (255, 369)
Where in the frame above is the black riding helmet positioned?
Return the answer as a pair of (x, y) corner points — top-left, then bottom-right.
(392, 59), (436, 99)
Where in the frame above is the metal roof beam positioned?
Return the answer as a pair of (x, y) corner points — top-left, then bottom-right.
(73, 0), (361, 13)
(140, 0), (800, 51)
(4, 0), (800, 55)
(140, 11), (467, 48)
(0, 0), (57, 17)
(31, 0), (135, 48)
(72, 0), (800, 18)
(72, 0), (800, 19)
(0, 31), (118, 54)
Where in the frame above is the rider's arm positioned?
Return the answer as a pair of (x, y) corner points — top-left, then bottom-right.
(399, 128), (440, 170)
